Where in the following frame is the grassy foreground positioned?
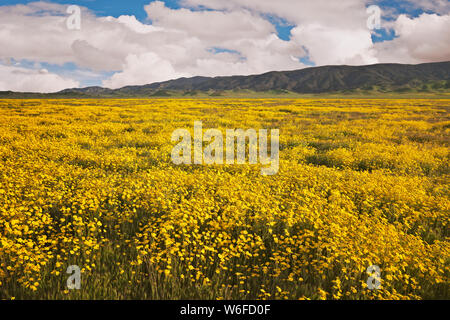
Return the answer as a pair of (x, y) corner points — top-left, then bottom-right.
(0, 98), (448, 299)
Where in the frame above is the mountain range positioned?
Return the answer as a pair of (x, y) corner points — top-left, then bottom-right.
(1, 61), (449, 98)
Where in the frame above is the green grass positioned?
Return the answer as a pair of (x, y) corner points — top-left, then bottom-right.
(2, 89), (449, 100)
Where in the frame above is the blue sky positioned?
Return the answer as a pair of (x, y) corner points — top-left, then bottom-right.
(0, 0), (448, 92)
(85, 0), (181, 17)
(1, 0), (180, 19)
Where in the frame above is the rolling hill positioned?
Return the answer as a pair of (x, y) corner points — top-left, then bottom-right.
(1, 61), (449, 98)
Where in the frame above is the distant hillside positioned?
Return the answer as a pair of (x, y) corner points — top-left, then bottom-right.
(1, 61), (449, 98)
(140, 61), (450, 93)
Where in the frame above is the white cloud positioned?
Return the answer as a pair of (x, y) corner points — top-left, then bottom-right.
(0, 1), (307, 91)
(291, 25), (378, 66)
(0, 64), (79, 93)
(144, 1), (275, 42)
(182, 0), (379, 65)
(181, 0), (369, 28)
(102, 52), (186, 88)
(375, 13), (450, 64)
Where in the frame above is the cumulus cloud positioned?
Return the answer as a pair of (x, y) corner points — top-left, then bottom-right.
(291, 25), (378, 66)
(102, 1), (308, 88)
(181, 0), (380, 65)
(0, 64), (79, 93)
(103, 52), (186, 88)
(0, 1), (308, 90)
(145, 1), (276, 41)
(375, 13), (450, 64)
(181, 0), (368, 28)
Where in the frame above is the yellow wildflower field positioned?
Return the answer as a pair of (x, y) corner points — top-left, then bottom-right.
(0, 98), (448, 300)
